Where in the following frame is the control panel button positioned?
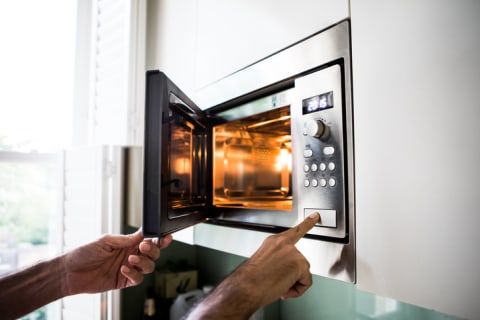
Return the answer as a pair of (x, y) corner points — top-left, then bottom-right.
(311, 163), (318, 172)
(328, 162), (336, 171)
(311, 179), (318, 187)
(323, 146), (335, 155)
(304, 179), (310, 187)
(303, 164), (310, 172)
(304, 209), (337, 228)
(328, 178), (336, 187)
(303, 149), (313, 158)
(319, 163), (327, 171)
(320, 178), (327, 187)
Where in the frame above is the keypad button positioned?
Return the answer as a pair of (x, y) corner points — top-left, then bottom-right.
(304, 149), (313, 158)
(303, 164), (310, 172)
(323, 146), (335, 155)
(319, 163), (327, 171)
(311, 163), (318, 172)
(328, 162), (336, 171)
(320, 179), (327, 187)
(311, 179), (318, 187)
(304, 179), (310, 187)
(328, 178), (336, 187)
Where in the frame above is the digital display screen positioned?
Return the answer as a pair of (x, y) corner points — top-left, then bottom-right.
(302, 91), (333, 115)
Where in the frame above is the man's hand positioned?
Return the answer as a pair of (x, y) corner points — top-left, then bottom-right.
(187, 212), (320, 319)
(0, 230), (173, 319)
(62, 230), (173, 295)
(237, 212), (320, 305)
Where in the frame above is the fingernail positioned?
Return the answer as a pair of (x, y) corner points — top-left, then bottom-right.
(129, 255), (140, 264)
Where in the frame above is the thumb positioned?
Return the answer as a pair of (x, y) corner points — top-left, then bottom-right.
(106, 229), (143, 248)
(127, 229), (144, 244)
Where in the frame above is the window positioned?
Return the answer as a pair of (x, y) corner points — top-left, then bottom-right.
(0, 153), (61, 274)
(0, 0), (77, 319)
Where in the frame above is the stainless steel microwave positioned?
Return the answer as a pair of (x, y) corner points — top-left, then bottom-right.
(142, 20), (355, 281)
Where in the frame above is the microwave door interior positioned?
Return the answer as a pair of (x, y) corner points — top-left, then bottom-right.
(143, 71), (213, 237)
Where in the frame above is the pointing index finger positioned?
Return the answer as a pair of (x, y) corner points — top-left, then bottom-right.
(284, 212), (320, 244)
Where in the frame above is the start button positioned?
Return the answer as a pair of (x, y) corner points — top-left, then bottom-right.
(304, 209), (337, 228)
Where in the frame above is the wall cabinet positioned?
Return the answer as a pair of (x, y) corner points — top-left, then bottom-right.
(350, 1), (480, 319)
(146, 0), (349, 95)
(146, 0), (198, 96)
(194, 0), (349, 90)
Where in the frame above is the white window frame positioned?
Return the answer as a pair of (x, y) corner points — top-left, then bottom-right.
(73, 0), (146, 147)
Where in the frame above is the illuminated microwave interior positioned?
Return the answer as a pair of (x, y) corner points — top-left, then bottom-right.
(213, 106), (292, 211)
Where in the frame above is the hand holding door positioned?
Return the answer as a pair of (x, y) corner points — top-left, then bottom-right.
(0, 229), (173, 320)
(186, 212), (320, 319)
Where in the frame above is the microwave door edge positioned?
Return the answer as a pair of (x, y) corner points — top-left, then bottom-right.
(143, 71), (213, 237)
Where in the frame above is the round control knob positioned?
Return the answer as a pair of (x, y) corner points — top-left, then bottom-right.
(305, 120), (328, 139)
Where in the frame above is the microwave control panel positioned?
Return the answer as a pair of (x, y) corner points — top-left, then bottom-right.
(292, 64), (350, 239)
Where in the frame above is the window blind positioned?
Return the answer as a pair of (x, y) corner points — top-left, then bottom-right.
(90, 0), (131, 145)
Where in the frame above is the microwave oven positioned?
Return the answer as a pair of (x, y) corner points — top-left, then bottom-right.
(142, 20), (355, 281)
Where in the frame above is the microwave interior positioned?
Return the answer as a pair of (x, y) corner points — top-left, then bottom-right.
(164, 94), (296, 217)
(213, 107), (292, 209)
(207, 89), (299, 230)
(200, 65), (350, 241)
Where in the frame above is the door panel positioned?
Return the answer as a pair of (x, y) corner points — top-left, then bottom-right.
(143, 71), (212, 237)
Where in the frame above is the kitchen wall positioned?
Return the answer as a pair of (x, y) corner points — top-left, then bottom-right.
(70, 0), (478, 318)
(140, 1), (479, 319)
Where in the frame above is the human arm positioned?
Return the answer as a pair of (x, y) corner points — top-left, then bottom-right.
(0, 229), (173, 319)
(186, 212), (320, 319)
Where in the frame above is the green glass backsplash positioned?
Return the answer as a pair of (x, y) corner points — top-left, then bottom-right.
(122, 238), (459, 319)
(279, 275), (458, 320)
(193, 243), (459, 320)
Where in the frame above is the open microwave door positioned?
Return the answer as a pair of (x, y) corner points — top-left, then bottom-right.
(143, 71), (213, 237)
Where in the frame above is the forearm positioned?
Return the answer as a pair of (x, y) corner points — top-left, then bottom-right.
(0, 255), (68, 320)
(186, 264), (263, 320)
(187, 215), (318, 319)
